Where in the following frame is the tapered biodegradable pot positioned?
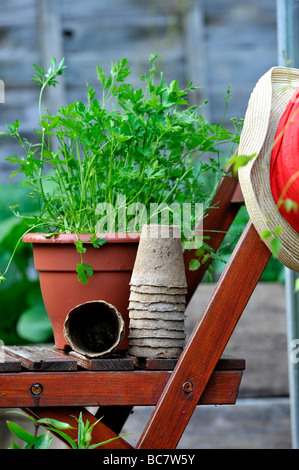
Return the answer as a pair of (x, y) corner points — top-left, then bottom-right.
(129, 224), (187, 288)
(22, 232), (140, 351)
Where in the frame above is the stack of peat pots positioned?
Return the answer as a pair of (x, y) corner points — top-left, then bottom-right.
(128, 225), (187, 359)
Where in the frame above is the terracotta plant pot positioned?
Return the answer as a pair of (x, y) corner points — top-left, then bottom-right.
(22, 233), (140, 351)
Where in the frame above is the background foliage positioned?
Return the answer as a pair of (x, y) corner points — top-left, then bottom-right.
(0, 182), (53, 345)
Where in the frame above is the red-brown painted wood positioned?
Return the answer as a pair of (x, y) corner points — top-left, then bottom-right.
(0, 368), (243, 407)
(137, 222), (271, 449)
(230, 182), (244, 204)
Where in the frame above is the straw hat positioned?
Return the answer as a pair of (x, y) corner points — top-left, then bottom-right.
(238, 66), (299, 272)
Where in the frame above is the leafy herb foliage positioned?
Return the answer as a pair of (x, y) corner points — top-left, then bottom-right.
(1, 55), (241, 282)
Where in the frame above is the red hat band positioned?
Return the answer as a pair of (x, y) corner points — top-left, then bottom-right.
(270, 88), (299, 232)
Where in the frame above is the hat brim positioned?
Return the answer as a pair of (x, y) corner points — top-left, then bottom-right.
(238, 66), (299, 272)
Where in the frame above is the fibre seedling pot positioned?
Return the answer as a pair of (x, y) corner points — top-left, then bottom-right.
(129, 337), (186, 348)
(129, 291), (186, 304)
(129, 329), (185, 339)
(22, 232), (140, 351)
(130, 285), (187, 295)
(129, 318), (185, 330)
(129, 345), (183, 359)
(129, 225), (187, 288)
(128, 301), (186, 312)
(128, 310), (186, 321)
(64, 301), (124, 358)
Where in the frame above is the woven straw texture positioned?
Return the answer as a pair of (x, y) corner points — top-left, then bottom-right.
(238, 66), (299, 272)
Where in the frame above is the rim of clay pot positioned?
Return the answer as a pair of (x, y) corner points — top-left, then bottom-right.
(22, 232), (141, 244)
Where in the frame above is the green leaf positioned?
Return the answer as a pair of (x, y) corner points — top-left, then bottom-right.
(104, 75), (112, 91)
(84, 416), (103, 435)
(195, 247), (205, 257)
(274, 225), (283, 235)
(75, 239), (87, 254)
(89, 433), (131, 449)
(283, 198), (298, 213)
(32, 63), (42, 75)
(295, 278), (299, 293)
(43, 232), (61, 238)
(90, 235), (107, 248)
(44, 427), (77, 449)
(9, 440), (22, 449)
(261, 230), (272, 239)
(6, 421), (36, 446)
(96, 65), (106, 84)
(149, 53), (160, 64)
(114, 133), (132, 142)
(202, 253), (210, 264)
(34, 432), (53, 449)
(270, 237), (281, 257)
(38, 418), (74, 430)
(189, 259), (200, 271)
(227, 153), (256, 173)
(76, 262), (94, 284)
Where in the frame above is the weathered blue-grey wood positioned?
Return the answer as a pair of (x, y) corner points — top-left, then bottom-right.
(0, 0), (202, 181)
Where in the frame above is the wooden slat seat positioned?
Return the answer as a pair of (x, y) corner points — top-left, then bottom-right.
(0, 345), (244, 408)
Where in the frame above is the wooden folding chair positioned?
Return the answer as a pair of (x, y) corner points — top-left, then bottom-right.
(0, 172), (271, 449)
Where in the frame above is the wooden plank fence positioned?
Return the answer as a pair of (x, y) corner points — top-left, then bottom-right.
(0, 0), (208, 181)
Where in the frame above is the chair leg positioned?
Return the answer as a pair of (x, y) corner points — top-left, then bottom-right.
(185, 173), (241, 303)
(95, 405), (134, 434)
(137, 221), (271, 449)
